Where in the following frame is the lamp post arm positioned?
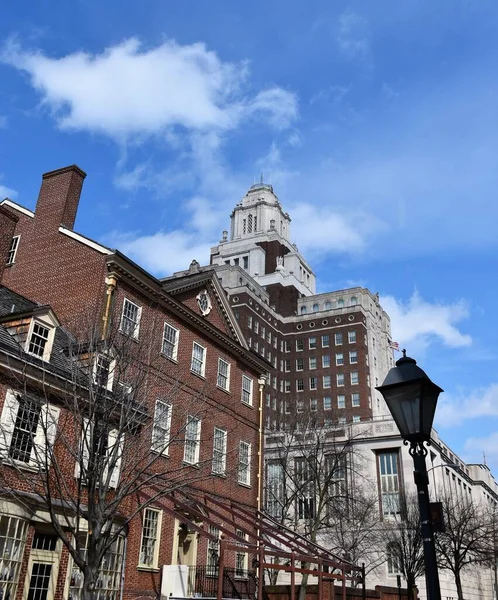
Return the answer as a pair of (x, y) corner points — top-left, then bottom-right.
(410, 443), (442, 600)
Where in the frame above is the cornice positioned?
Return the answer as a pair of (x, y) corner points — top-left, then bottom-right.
(105, 257), (268, 374)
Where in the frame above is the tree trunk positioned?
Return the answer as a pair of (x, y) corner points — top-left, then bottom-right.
(455, 569), (464, 600)
(298, 569), (309, 600)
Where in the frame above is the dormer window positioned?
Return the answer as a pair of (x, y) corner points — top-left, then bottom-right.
(28, 323), (50, 358)
(25, 318), (56, 362)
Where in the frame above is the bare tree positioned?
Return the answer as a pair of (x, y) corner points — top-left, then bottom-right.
(382, 493), (424, 599)
(264, 408), (380, 597)
(435, 488), (494, 600)
(0, 321), (221, 600)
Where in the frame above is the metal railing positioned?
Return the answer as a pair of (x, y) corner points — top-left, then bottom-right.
(187, 566), (257, 599)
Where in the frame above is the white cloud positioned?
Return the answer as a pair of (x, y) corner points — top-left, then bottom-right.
(380, 291), (472, 352)
(436, 383), (498, 429)
(289, 203), (386, 257)
(0, 178), (17, 199)
(107, 230), (213, 275)
(464, 430), (498, 468)
(336, 11), (371, 62)
(1, 38), (297, 140)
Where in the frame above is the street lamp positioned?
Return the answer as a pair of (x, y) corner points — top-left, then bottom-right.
(376, 350), (443, 600)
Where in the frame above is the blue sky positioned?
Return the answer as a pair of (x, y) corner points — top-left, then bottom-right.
(1, 0), (497, 469)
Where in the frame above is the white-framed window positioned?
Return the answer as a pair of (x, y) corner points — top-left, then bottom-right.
(352, 415), (361, 423)
(309, 337), (317, 350)
(69, 533), (125, 600)
(235, 529), (248, 578)
(184, 416), (201, 465)
(212, 427), (227, 475)
(351, 371), (359, 385)
(321, 335), (330, 348)
(335, 333), (343, 345)
(0, 391), (60, 468)
(139, 508), (162, 568)
(348, 330), (356, 344)
(387, 542), (402, 575)
(309, 357), (317, 370)
(266, 461), (284, 518)
(241, 376), (253, 406)
(6, 235), (20, 265)
(338, 417), (346, 425)
(151, 400), (172, 455)
(261, 326), (265, 339)
(337, 373), (345, 386)
(248, 316), (253, 329)
(322, 355), (330, 368)
(337, 395), (346, 409)
(75, 419), (123, 488)
(254, 321), (259, 334)
(284, 359), (291, 372)
(378, 451), (400, 516)
(352, 393), (360, 407)
(296, 358), (304, 371)
(310, 398), (317, 411)
(335, 353), (344, 366)
(297, 399), (304, 413)
(238, 441), (251, 485)
(162, 323), (179, 360)
(191, 342), (206, 377)
(296, 457), (315, 519)
(120, 298), (141, 339)
(93, 354), (115, 391)
(284, 341), (291, 353)
(296, 339), (304, 351)
(0, 515), (28, 600)
(217, 358), (231, 391)
(309, 377), (317, 390)
(296, 379), (304, 392)
(323, 397), (332, 410)
(323, 375), (331, 389)
(349, 351), (358, 364)
(284, 380), (291, 393)
(207, 525), (220, 576)
(26, 320), (54, 361)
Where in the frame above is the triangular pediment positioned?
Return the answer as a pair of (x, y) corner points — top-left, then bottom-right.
(162, 271), (248, 349)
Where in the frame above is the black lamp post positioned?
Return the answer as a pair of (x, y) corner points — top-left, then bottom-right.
(376, 350), (443, 600)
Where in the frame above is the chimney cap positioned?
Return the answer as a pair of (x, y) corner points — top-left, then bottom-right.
(42, 165), (87, 180)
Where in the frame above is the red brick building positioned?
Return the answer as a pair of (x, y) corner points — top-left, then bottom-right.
(0, 166), (273, 600)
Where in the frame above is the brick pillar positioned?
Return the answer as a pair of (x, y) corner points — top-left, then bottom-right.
(34, 165), (87, 231)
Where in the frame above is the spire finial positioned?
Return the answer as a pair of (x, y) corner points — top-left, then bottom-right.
(260, 172), (264, 185)
(402, 349), (407, 358)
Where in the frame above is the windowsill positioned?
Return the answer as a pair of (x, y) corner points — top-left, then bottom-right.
(211, 471), (227, 478)
(4, 263), (14, 268)
(241, 401), (253, 408)
(151, 449), (170, 458)
(190, 370), (206, 380)
(183, 461), (200, 469)
(2, 457), (42, 473)
(118, 329), (140, 343)
(237, 481), (251, 489)
(137, 565), (160, 573)
(160, 353), (178, 364)
(216, 385), (231, 395)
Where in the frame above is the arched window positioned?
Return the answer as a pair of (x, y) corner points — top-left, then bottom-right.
(337, 299), (344, 308)
(242, 219), (246, 234)
(248, 214), (253, 233)
(312, 304), (319, 313)
(301, 306), (307, 315)
(254, 216), (257, 232)
(350, 296), (358, 306)
(325, 301), (332, 310)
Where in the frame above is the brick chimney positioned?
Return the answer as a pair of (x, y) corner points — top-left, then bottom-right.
(0, 204), (19, 282)
(34, 165), (87, 231)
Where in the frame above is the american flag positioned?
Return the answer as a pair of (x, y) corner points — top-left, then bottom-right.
(389, 340), (400, 351)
